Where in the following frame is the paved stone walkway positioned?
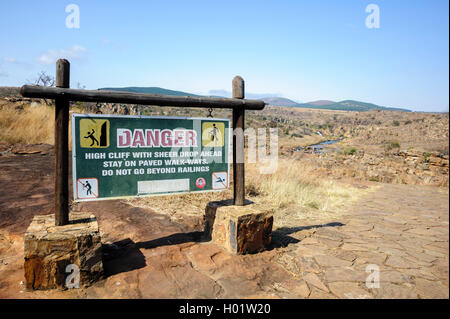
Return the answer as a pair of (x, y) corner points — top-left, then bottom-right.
(273, 183), (449, 298)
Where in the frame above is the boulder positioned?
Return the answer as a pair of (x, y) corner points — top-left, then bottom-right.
(204, 199), (273, 254)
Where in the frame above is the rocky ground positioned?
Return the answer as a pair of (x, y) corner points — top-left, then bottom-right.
(270, 106), (449, 188)
(283, 148), (449, 187)
(0, 146), (448, 299)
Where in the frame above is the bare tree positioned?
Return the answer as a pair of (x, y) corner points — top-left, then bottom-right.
(34, 71), (55, 87)
(26, 71), (56, 104)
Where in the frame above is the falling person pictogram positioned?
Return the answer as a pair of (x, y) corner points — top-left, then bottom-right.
(84, 129), (99, 146)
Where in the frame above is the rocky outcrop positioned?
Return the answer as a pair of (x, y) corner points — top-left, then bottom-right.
(24, 212), (103, 290)
(394, 150), (449, 168)
(295, 148), (449, 187)
(83, 102), (141, 115)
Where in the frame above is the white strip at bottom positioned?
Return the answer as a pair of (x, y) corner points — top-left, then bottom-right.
(138, 179), (190, 194)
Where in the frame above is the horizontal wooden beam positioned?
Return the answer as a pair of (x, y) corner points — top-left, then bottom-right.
(20, 85), (265, 110)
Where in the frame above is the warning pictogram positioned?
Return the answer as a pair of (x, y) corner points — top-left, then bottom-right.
(80, 119), (109, 148)
(77, 178), (98, 199)
(202, 122), (225, 147)
(212, 172), (228, 190)
(196, 177), (206, 189)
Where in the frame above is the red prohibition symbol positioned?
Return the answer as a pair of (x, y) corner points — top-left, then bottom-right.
(196, 177), (206, 189)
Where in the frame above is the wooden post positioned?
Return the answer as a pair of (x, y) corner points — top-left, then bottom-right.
(54, 59), (70, 226)
(232, 76), (245, 206)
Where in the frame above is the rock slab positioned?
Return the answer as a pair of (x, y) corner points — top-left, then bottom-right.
(24, 212), (104, 290)
(204, 199), (273, 254)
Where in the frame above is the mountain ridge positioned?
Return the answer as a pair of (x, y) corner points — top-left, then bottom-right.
(307, 100), (336, 106)
(297, 100), (410, 112)
(99, 86), (200, 97)
(99, 86), (411, 112)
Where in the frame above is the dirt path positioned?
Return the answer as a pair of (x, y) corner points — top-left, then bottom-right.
(0, 151), (448, 298)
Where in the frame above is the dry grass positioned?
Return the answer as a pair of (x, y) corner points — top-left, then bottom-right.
(245, 159), (372, 228)
(128, 157), (372, 229)
(0, 103), (54, 145)
(0, 102), (86, 149)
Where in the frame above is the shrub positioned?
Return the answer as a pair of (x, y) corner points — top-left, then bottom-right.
(343, 147), (357, 155)
(393, 120), (400, 126)
(385, 141), (401, 150)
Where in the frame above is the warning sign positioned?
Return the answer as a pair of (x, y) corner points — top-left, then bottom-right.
(202, 122), (225, 147)
(80, 118), (109, 148)
(76, 178), (98, 199)
(212, 172), (228, 190)
(72, 114), (230, 201)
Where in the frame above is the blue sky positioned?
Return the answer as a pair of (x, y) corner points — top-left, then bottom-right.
(0, 0), (448, 112)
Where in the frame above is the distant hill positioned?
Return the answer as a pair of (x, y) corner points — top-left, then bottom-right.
(297, 100), (411, 112)
(99, 86), (199, 97)
(0, 86), (20, 97)
(97, 87), (411, 112)
(307, 100), (336, 106)
(261, 97), (299, 107)
(263, 97), (410, 112)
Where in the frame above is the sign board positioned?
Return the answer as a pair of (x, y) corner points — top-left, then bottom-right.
(72, 114), (230, 201)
